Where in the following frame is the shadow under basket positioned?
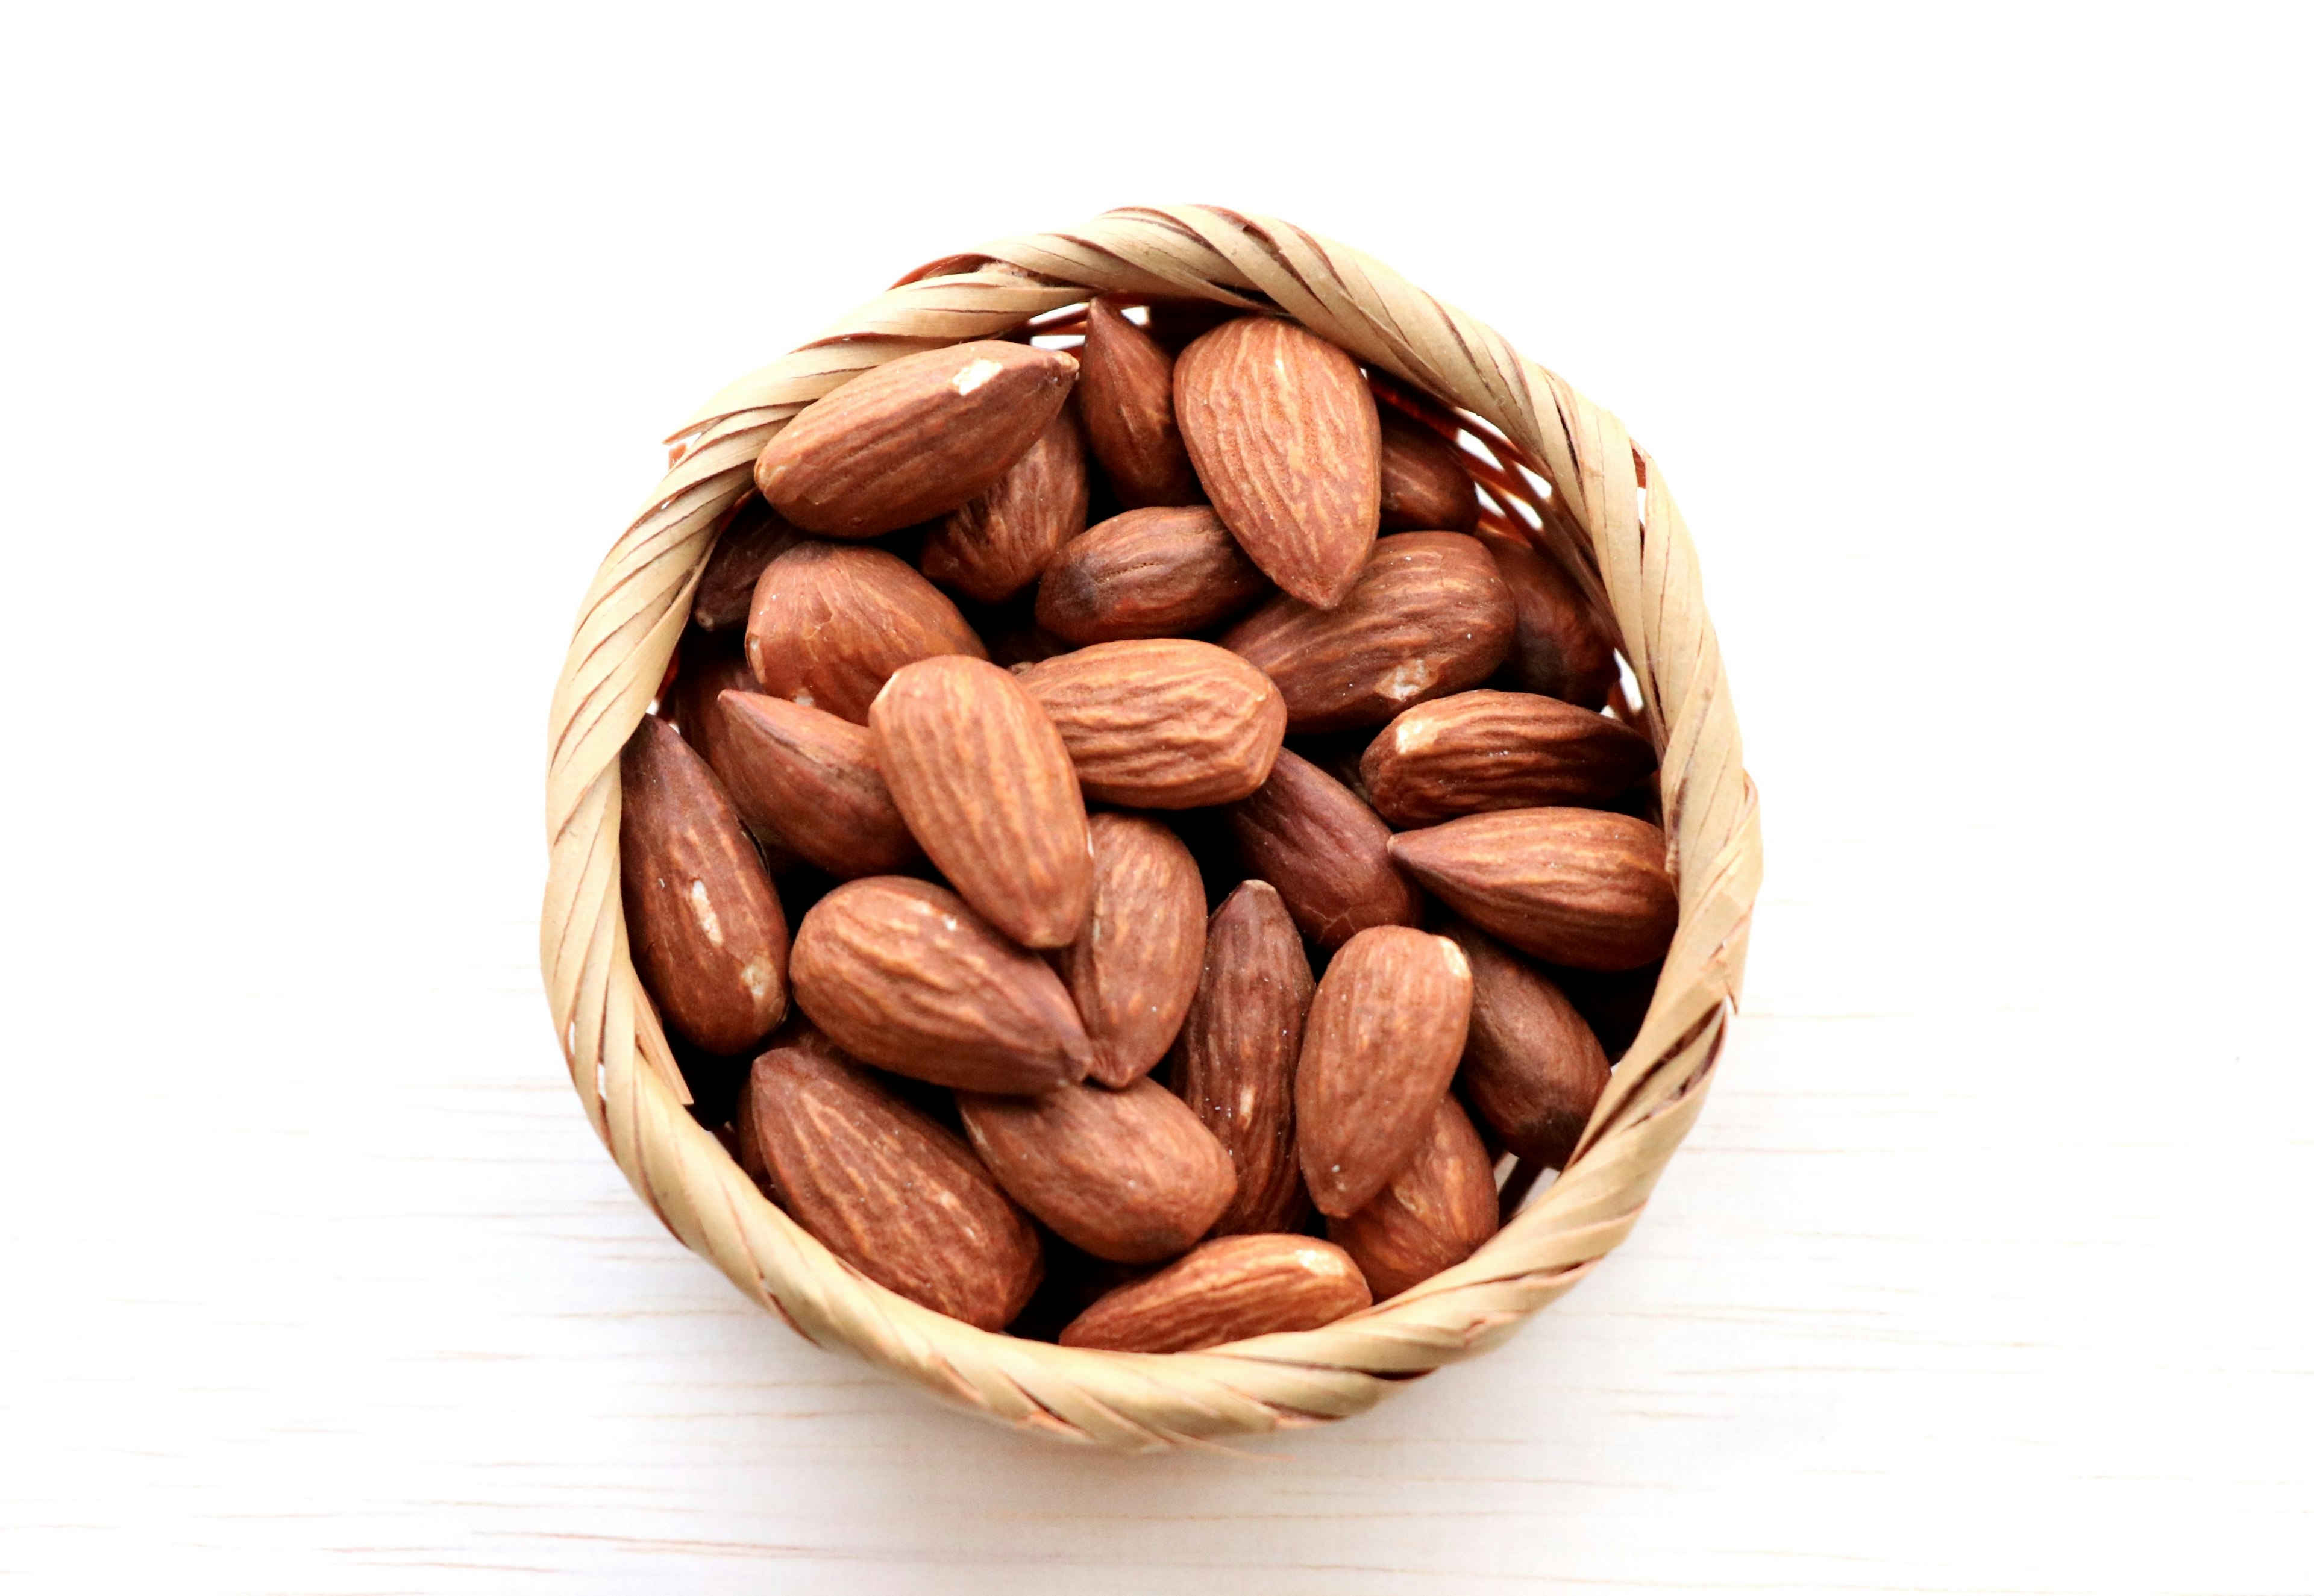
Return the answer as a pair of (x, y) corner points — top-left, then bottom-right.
(541, 205), (1762, 1451)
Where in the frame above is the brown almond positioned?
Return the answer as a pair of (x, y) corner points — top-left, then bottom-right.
(1479, 530), (1618, 710)
(744, 542), (986, 724)
(662, 636), (800, 870)
(959, 1077), (1237, 1263)
(1438, 920), (1611, 1168)
(1388, 809), (1678, 972)
(1033, 505), (1271, 645)
(869, 655), (1093, 948)
(692, 498), (803, 631)
(711, 691), (921, 879)
(918, 401), (1089, 602)
(1378, 412), (1480, 534)
(1224, 748), (1421, 949)
(1168, 880), (1316, 1235)
(1221, 531), (1516, 732)
(618, 716), (790, 1055)
(1359, 689), (1658, 827)
(1325, 1095), (1499, 1299)
(1057, 815), (1207, 1087)
(1077, 298), (1202, 509)
(741, 1046), (1043, 1331)
(788, 876), (1090, 1094)
(754, 342), (1077, 537)
(1058, 1235), (1371, 1353)
(1174, 317), (1381, 607)
(1296, 925), (1474, 1217)
(1017, 639), (1286, 809)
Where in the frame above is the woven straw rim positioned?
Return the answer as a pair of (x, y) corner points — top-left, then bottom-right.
(541, 205), (1761, 1450)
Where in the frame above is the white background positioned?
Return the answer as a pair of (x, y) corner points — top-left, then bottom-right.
(4, 4), (2309, 1592)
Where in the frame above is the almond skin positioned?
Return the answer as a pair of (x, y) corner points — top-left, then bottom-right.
(1221, 531), (1516, 733)
(1326, 1095), (1499, 1299)
(1224, 748), (1421, 948)
(754, 342), (1078, 538)
(1167, 880), (1316, 1235)
(744, 542), (986, 724)
(919, 401), (1089, 602)
(1438, 919), (1611, 1168)
(1058, 1235), (1371, 1353)
(1174, 317), (1381, 608)
(1479, 530), (1618, 710)
(663, 636), (800, 869)
(692, 498), (803, 631)
(1033, 505), (1271, 645)
(1017, 639), (1287, 809)
(618, 716), (790, 1055)
(788, 876), (1091, 1094)
(741, 1046), (1043, 1331)
(1387, 808), (1679, 972)
(711, 691), (922, 879)
(869, 655), (1094, 949)
(959, 1077), (1237, 1263)
(1058, 815), (1208, 1088)
(1378, 412), (1480, 534)
(1296, 926), (1475, 1217)
(1077, 298), (1202, 509)
(1359, 689), (1659, 827)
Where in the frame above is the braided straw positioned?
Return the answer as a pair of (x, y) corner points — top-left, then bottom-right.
(541, 207), (1761, 1450)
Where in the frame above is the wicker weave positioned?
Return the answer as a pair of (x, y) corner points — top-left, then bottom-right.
(540, 206), (1761, 1450)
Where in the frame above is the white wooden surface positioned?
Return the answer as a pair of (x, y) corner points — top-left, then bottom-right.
(5, 8), (2309, 1591)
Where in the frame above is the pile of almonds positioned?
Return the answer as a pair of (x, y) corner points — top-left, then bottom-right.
(622, 297), (1673, 1354)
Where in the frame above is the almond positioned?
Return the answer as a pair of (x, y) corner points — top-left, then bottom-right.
(1359, 689), (1658, 826)
(1325, 1095), (1499, 1299)
(918, 401), (1089, 602)
(1057, 815), (1207, 1088)
(1479, 529), (1618, 710)
(788, 876), (1090, 1094)
(1174, 316), (1381, 607)
(1058, 1235), (1371, 1353)
(1224, 748), (1421, 948)
(1168, 880), (1316, 1235)
(744, 542), (986, 724)
(662, 636), (800, 869)
(741, 1046), (1043, 1331)
(711, 691), (922, 879)
(618, 716), (790, 1054)
(1296, 925), (1474, 1217)
(1438, 920), (1611, 1168)
(1017, 638), (1286, 809)
(1546, 959), (1662, 1061)
(959, 1077), (1237, 1263)
(754, 342), (1078, 537)
(692, 498), (803, 631)
(1378, 412), (1480, 534)
(1387, 809), (1678, 972)
(1033, 505), (1270, 645)
(868, 655), (1093, 948)
(1077, 298), (1202, 509)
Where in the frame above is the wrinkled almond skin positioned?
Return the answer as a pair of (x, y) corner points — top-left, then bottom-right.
(1388, 809), (1678, 972)
(692, 498), (804, 631)
(1017, 639), (1287, 809)
(1479, 530), (1618, 710)
(744, 542), (986, 724)
(1296, 926), (1475, 1217)
(789, 877), (1091, 1094)
(1326, 1095), (1499, 1299)
(1077, 298), (1202, 509)
(1034, 506), (1270, 645)
(959, 1077), (1237, 1263)
(870, 655), (1093, 948)
(618, 716), (790, 1055)
(742, 1047), (1043, 1331)
(1058, 815), (1208, 1087)
(1359, 689), (1659, 827)
(1438, 920), (1611, 1168)
(919, 401), (1089, 602)
(1224, 748), (1421, 948)
(1058, 1235), (1371, 1353)
(1168, 880), (1316, 1235)
(1221, 532), (1516, 732)
(1378, 412), (1480, 534)
(1174, 317), (1381, 608)
(755, 342), (1078, 537)
(712, 691), (922, 879)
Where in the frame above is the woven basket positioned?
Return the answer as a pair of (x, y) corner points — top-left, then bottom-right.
(541, 205), (1761, 1450)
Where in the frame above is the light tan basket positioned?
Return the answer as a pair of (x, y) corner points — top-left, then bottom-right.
(541, 205), (1761, 1450)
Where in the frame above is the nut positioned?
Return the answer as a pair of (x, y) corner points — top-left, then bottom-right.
(1034, 505), (1270, 645)
(1377, 411), (1480, 534)
(712, 690), (922, 879)
(1387, 808), (1678, 972)
(692, 498), (804, 631)
(1058, 1235), (1370, 1353)
(1057, 814), (1207, 1088)
(919, 401), (1089, 602)
(1325, 1095), (1499, 1300)
(1478, 528), (1618, 710)
(1359, 688), (1658, 826)
(1017, 638), (1287, 809)
(1224, 747), (1421, 948)
(1077, 298), (1202, 509)
(744, 541), (986, 724)
(1438, 919), (1611, 1168)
